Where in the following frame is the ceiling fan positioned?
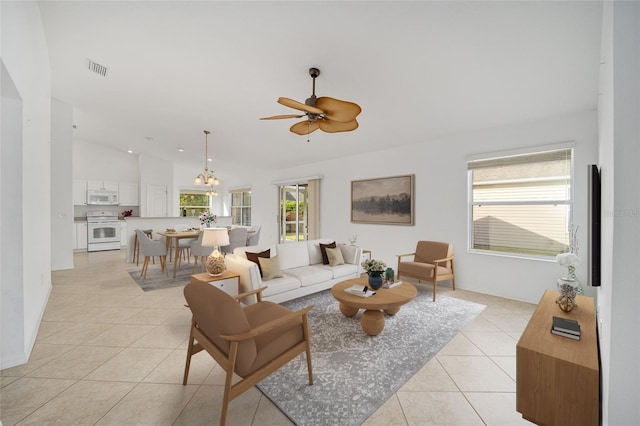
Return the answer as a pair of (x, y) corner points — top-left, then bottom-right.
(260, 67), (362, 136)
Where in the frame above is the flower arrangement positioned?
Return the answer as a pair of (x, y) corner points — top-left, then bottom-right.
(121, 209), (133, 217)
(361, 258), (386, 275)
(198, 210), (217, 227)
(349, 234), (358, 245)
(556, 252), (580, 268)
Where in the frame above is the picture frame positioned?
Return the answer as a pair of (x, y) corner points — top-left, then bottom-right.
(351, 174), (414, 225)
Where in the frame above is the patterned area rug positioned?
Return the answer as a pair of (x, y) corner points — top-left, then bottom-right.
(127, 261), (201, 291)
(256, 286), (485, 426)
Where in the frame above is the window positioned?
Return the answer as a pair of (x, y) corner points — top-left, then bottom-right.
(278, 184), (308, 242)
(468, 148), (572, 258)
(231, 190), (251, 226)
(179, 192), (211, 217)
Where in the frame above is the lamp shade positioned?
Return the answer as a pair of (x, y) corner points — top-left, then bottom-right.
(202, 228), (229, 247)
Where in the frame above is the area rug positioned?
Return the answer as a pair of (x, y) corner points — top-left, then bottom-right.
(127, 261), (200, 292)
(256, 286), (485, 426)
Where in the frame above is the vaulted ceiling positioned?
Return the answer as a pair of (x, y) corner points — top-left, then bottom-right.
(38, 1), (602, 179)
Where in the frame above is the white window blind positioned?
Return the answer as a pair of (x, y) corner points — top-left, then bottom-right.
(468, 148), (572, 258)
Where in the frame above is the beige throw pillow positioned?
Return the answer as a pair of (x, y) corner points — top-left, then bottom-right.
(258, 255), (284, 281)
(326, 247), (345, 267)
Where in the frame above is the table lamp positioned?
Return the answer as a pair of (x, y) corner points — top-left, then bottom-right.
(202, 228), (230, 276)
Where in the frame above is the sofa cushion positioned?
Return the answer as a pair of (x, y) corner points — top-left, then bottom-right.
(261, 275), (301, 297)
(275, 243), (310, 270)
(259, 256), (284, 281)
(246, 248), (270, 275)
(307, 239), (336, 265)
(284, 265), (333, 287)
(319, 241), (337, 265)
(316, 263), (358, 279)
(326, 247), (345, 266)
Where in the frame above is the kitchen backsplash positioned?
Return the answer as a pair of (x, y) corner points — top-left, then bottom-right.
(74, 205), (140, 219)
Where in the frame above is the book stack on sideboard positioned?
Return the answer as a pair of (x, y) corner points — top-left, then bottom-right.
(551, 316), (581, 340)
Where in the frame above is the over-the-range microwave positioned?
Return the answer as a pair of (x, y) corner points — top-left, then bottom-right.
(87, 189), (119, 205)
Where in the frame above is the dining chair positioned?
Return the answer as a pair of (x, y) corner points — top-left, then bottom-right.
(183, 280), (314, 425)
(246, 225), (261, 246)
(190, 232), (213, 273)
(397, 240), (455, 301)
(221, 227), (248, 254)
(136, 229), (168, 279)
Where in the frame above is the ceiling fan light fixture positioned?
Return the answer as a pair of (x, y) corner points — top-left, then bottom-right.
(260, 67), (361, 137)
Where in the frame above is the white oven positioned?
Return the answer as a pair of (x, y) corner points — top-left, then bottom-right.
(86, 211), (121, 252)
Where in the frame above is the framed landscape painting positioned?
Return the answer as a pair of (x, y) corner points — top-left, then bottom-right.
(351, 174), (414, 225)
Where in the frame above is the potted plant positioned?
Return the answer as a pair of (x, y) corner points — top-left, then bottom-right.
(361, 258), (387, 290)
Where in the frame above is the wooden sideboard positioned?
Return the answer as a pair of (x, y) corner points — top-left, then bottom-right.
(516, 290), (600, 425)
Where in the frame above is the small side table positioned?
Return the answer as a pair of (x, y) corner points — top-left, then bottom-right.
(191, 270), (240, 297)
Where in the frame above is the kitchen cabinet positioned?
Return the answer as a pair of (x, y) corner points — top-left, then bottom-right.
(73, 180), (87, 205)
(119, 182), (139, 206)
(87, 180), (118, 191)
(75, 222), (88, 250)
(120, 221), (127, 247)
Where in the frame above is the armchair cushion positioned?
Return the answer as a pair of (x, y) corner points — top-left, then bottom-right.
(183, 282), (257, 376)
(414, 241), (453, 269)
(243, 301), (304, 374)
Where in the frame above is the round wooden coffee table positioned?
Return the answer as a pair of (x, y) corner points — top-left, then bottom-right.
(331, 277), (417, 336)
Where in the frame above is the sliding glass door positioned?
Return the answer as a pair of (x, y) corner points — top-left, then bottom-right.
(279, 184), (308, 243)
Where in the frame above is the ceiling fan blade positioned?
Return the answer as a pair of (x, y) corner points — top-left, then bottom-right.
(319, 119), (359, 133)
(278, 97), (325, 115)
(290, 120), (320, 135)
(260, 114), (304, 120)
(316, 97), (362, 123)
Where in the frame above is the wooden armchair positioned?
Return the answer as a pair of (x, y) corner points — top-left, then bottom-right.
(397, 241), (455, 301)
(182, 281), (314, 425)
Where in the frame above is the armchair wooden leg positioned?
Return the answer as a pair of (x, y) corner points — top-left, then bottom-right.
(221, 342), (240, 426)
(433, 281), (437, 302)
(183, 335), (195, 386)
(303, 315), (314, 385)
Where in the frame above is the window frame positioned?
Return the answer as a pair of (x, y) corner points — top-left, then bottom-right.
(467, 145), (574, 261)
(230, 189), (251, 226)
(179, 190), (212, 217)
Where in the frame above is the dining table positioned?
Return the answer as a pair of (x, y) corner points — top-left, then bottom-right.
(157, 229), (201, 278)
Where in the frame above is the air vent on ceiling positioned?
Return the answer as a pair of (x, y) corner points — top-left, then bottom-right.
(87, 59), (108, 77)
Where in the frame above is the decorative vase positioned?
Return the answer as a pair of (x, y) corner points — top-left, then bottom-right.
(556, 276), (578, 312)
(368, 272), (383, 290)
(568, 265), (583, 295)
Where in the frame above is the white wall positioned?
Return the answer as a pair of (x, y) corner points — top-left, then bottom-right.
(73, 140), (139, 182)
(598, 2), (640, 424)
(225, 110), (598, 304)
(1, 2), (53, 369)
(51, 98), (74, 270)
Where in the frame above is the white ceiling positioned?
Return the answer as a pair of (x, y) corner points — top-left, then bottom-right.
(38, 1), (602, 179)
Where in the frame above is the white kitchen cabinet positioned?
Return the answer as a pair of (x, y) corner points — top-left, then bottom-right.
(76, 222), (88, 250)
(73, 180), (87, 205)
(120, 221), (127, 247)
(119, 182), (139, 206)
(87, 180), (118, 191)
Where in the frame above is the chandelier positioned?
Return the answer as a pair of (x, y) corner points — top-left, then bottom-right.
(194, 130), (220, 187)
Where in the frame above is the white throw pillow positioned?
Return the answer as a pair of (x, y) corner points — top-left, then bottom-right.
(258, 255), (284, 281)
(326, 247), (345, 267)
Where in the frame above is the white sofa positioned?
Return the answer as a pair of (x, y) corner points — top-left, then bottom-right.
(225, 239), (362, 304)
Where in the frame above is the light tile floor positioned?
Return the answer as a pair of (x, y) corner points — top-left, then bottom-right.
(1, 250), (536, 425)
